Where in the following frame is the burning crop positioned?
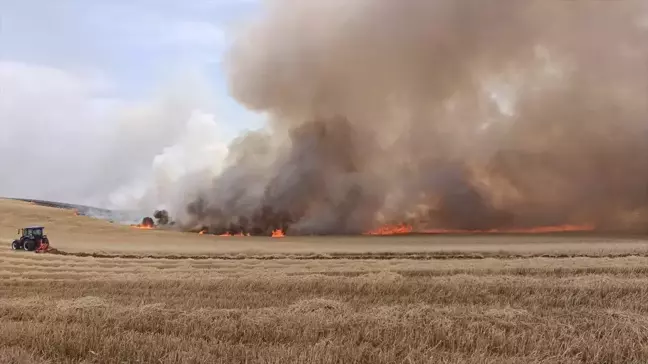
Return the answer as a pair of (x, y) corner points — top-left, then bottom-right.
(365, 224), (596, 236)
(132, 217), (155, 230)
(219, 232), (249, 237)
(164, 0), (647, 237)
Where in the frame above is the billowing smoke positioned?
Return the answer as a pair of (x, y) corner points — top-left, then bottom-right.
(180, 0), (648, 235)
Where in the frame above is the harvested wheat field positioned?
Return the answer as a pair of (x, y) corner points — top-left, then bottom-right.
(3, 200), (648, 363)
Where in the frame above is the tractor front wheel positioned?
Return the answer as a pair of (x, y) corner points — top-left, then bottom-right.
(23, 240), (36, 251)
(11, 240), (20, 250)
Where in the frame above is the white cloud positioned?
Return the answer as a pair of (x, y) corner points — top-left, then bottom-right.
(0, 1), (266, 211)
(0, 61), (114, 202)
(0, 61), (232, 211)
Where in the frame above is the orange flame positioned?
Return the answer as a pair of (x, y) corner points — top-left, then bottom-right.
(271, 229), (285, 238)
(199, 230), (207, 235)
(132, 217), (155, 230)
(365, 223), (413, 235)
(365, 223), (595, 236)
(131, 224), (154, 230)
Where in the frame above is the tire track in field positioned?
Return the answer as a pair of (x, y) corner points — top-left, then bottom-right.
(45, 248), (648, 260)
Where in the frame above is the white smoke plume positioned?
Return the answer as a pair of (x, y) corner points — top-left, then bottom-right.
(178, 0), (648, 235)
(110, 109), (230, 214)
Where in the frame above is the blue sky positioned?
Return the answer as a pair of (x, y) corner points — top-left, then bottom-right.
(0, 0), (267, 207)
(0, 0), (263, 134)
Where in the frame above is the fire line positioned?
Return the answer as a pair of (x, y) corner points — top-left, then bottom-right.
(364, 223), (595, 236)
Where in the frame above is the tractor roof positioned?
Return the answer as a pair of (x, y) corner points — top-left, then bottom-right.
(25, 226), (44, 229)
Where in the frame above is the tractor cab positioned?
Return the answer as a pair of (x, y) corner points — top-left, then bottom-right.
(20, 226), (44, 239)
(12, 226), (50, 252)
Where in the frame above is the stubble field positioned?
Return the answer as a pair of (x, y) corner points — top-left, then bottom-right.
(2, 199), (648, 363)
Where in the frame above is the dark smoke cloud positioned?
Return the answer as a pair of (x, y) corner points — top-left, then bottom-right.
(179, 0), (648, 235)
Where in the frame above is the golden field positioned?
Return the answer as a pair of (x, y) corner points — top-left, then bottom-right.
(2, 199), (648, 363)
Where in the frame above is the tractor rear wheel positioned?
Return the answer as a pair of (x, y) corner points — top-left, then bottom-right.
(23, 239), (36, 251)
(11, 240), (20, 250)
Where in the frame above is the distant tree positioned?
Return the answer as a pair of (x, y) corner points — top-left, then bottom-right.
(141, 217), (155, 227)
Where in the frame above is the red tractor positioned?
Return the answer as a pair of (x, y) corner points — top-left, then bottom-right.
(11, 226), (51, 252)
